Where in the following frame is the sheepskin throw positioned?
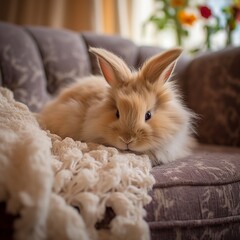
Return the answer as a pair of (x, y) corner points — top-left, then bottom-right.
(0, 87), (155, 240)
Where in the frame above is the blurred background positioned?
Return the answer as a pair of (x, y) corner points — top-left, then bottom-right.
(0, 0), (239, 52)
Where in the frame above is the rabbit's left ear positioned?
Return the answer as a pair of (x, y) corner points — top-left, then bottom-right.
(141, 48), (182, 84)
(89, 47), (131, 87)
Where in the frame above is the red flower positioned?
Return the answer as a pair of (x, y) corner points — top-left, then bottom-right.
(237, 12), (240, 22)
(232, 5), (240, 22)
(199, 6), (212, 19)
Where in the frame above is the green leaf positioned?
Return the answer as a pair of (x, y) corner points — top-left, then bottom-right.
(181, 29), (189, 36)
(147, 15), (169, 30)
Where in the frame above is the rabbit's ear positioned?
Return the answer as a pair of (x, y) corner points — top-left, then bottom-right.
(89, 47), (131, 87)
(141, 48), (182, 84)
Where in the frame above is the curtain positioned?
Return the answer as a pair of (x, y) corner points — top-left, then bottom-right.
(0, 0), (134, 33)
(0, 0), (95, 31)
(100, 0), (154, 44)
(0, 0), (153, 44)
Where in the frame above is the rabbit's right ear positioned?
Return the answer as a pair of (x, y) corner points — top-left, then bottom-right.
(140, 48), (182, 84)
(89, 47), (131, 87)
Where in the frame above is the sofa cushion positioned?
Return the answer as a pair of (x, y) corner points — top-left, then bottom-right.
(146, 145), (240, 240)
(26, 27), (91, 95)
(0, 22), (50, 112)
(183, 48), (240, 147)
(82, 32), (139, 75)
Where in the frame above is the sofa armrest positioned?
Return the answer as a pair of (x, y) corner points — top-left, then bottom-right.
(181, 47), (240, 147)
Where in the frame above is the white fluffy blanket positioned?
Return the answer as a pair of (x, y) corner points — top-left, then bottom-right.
(0, 88), (155, 240)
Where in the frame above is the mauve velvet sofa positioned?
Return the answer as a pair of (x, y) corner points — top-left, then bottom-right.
(0, 21), (240, 240)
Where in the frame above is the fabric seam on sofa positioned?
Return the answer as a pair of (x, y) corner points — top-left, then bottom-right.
(153, 178), (240, 188)
(148, 215), (240, 229)
(23, 26), (48, 85)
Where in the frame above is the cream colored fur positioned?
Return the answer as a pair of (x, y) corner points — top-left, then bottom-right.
(39, 48), (196, 166)
(0, 87), (154, 240)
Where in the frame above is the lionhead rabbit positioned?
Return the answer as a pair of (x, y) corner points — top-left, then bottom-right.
(39, 47), (196, 166)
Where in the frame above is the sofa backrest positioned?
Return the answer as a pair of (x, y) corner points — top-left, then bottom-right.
(0, 22), (172, 112)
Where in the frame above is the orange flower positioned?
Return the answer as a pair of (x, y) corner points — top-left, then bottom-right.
(178, 11), (197, 26)
(170, 0), (186, 8)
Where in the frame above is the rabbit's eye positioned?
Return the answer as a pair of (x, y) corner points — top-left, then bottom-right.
(116, 110), (120, 119)
(145, 111), (151, 121)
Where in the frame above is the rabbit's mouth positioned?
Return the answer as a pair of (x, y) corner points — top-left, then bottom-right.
(121, 144), (135, 152)
(115, 144), (133, 153)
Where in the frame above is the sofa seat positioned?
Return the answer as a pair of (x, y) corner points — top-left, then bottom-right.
(147, 145), (240, 239)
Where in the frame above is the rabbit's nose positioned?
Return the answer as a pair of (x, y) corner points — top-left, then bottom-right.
(119, 136), (134, 144)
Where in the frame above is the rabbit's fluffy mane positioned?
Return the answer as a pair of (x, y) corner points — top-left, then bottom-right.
(102, 74), (193, 164)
